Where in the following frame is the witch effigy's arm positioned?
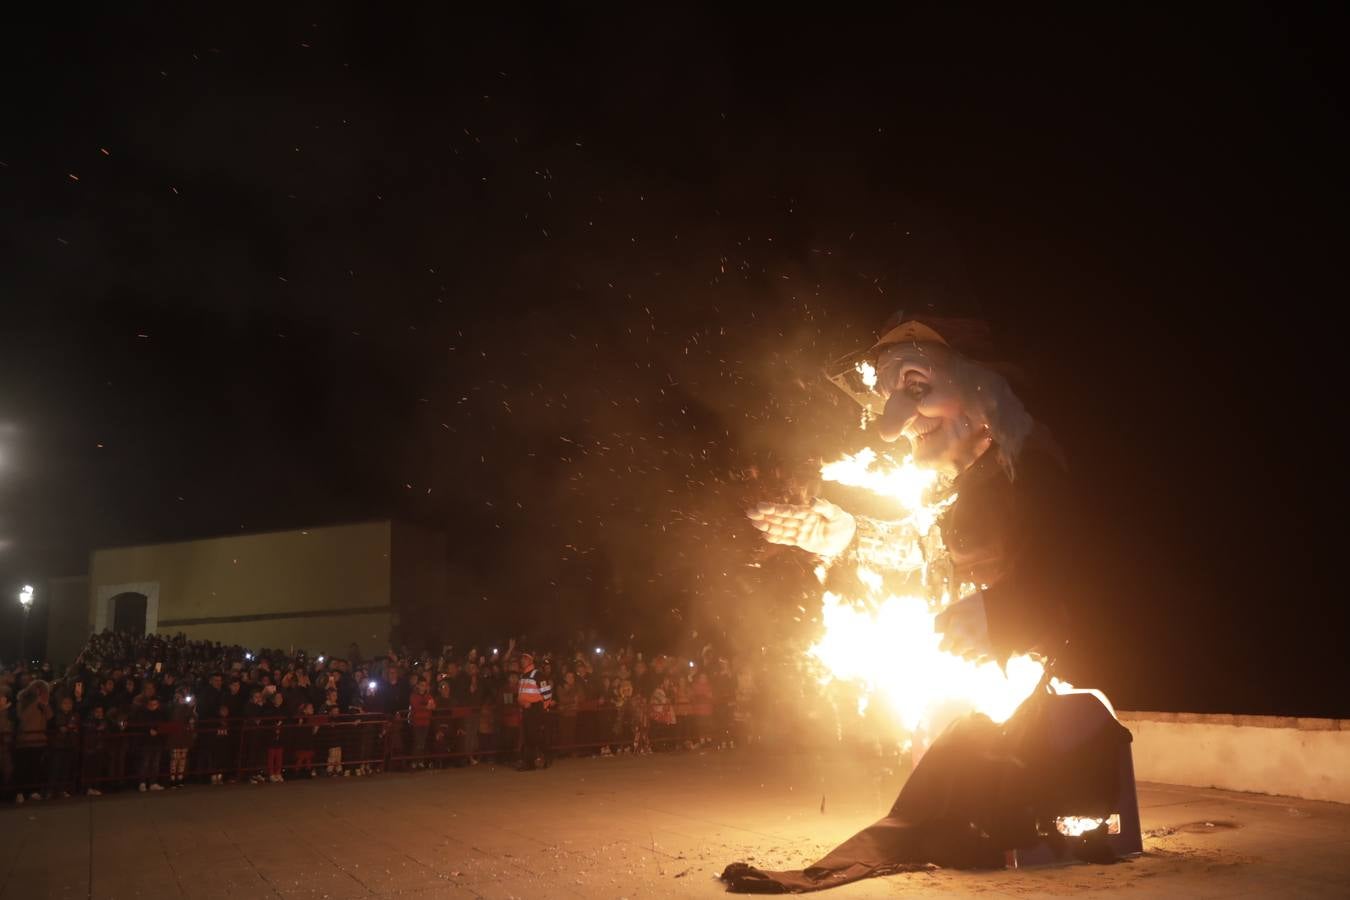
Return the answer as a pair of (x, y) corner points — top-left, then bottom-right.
(843, 514), (926, 574)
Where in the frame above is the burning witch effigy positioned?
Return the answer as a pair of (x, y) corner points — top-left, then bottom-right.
(724, 312), (1140, 893)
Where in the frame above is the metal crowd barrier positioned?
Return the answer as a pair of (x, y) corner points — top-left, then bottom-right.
(2, 700), (748, 799)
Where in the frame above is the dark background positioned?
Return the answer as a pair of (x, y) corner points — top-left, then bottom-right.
(1, 6), (1344, 715)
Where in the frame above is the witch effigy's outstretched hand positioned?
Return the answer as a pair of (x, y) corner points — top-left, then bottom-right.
(746, 498), (857, 557)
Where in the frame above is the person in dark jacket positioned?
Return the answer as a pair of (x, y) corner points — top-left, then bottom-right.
(81, 704), (109, 796)
(243, 687), (270, 784)
(203, 705), (234, 785)
(224, 678), (246, 718)
(130, 696), (168, 791)
(90, 679), (118, 717)
(46, 695), (81, 798)
(195, 673), (224, 727)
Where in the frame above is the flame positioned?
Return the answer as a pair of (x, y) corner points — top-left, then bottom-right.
(809, 591), (1047, 730)
(807, 448), (1061, 732)
(820, 448), (937, 517)
(855, 360), (878, 389)
(1056, 814), (1121, 836)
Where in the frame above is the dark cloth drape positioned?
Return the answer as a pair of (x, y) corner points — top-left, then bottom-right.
(721, 689), (1131, 893)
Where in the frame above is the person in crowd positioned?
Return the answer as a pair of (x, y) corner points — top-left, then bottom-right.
(477, 691), (498, 762)
(65, 679), (88, 714)
(408, 678), (435, 769)
(265, 689), (288, 782)
(0, 689), (14, 799)
(131, 695), (167, 792)
(15, 680), (52, 803)
(46, 694), (81, 798)
(292, 702), (318, 778)
(116, 676), (138, 712)
(134, 679), (157, 710)
(165, 689), (196, 788)
(278, 672), (304, 715)
(81, 703), (108, 796)
(432, 678), (456, 766)
(5, 628), (750, 795)
(106, 704), (132, 792)
(320, 696), (344, 776)
(244, 687), (270, 784)
(294, 669), (316, 710)
(91, 678), (118, 716)
(648, 679), (677, 750)
(515, 652), (552, 771)
(691, 670), (715, 748)
(455, 661), (488, 766)
(196, 673), (224, 723)
(204, 704), (233, 785)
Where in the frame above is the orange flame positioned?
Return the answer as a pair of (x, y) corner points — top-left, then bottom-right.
(808, 449), (1066, 732)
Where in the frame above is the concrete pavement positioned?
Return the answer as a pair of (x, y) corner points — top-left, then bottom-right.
(2, 746), (1348, 898)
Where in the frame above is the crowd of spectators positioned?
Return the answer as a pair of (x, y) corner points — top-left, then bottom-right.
(0, 630), (760, 804)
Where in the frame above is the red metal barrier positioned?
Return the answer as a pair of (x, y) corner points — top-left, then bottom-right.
(3, 701), (749, 800)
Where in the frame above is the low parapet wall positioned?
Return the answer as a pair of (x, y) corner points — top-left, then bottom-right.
(1118, 710), (1350, 804)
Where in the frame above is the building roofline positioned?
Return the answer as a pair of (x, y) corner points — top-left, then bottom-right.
(89, 518), (399, 556)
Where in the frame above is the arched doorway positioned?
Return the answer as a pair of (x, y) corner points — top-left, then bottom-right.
(111, 592), (148, 635)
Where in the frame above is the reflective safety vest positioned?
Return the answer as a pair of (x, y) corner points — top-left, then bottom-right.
(518, 668), (552, 707)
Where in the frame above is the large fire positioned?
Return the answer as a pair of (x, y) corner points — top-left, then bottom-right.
(806, 448), (1067, 733)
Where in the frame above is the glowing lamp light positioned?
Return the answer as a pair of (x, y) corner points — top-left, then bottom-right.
(18, 584), (34, 610)
(368, 680), (377, 691)
(317, 655), (325, 663)
(244, 652), (253, 661)
(594, 647), (603, 655)
(185, 695), (194, 704)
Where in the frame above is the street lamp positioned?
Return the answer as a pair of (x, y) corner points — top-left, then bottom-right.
(17, 584), (34, 662)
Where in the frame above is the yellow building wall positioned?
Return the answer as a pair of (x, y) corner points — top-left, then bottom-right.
(44, 575), (92, 665)
(168, 612), (391, 660)
(88, 521), (393, 656)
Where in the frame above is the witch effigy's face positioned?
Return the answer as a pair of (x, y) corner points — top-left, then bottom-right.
(874, 343), (988, 476)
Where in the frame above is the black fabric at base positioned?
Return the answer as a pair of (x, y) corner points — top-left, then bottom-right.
(721, 690), (1130, 893)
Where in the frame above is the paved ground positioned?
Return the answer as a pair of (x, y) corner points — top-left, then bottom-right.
(2, 747), (1348, 899)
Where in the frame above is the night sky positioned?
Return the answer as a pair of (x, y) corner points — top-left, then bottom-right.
(2, 6), (1344, 715)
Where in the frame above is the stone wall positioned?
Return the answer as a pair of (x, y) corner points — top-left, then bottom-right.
(1119, 710), (1350, 804)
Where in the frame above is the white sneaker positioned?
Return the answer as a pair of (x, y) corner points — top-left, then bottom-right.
(61, 791), (72, 798)
(138, 783), (148, 792)
(87, 788), (102, 797)
(149, 783), (164, 791)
